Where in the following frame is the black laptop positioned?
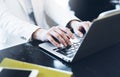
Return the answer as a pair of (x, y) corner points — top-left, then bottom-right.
(39, 10), (120, 63)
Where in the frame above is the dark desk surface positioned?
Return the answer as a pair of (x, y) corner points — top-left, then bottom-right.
(1, 42), (120, 77)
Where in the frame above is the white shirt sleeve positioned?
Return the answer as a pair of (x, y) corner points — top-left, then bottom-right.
(45, 0), (79, 27)
(0, 1), (39, 41)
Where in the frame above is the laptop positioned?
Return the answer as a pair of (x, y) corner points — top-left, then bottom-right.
(39, 10), (120, 63)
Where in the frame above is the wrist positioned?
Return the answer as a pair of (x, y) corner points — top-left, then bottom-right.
(32, 28), (48, 41)
(31, 28), (42, 40)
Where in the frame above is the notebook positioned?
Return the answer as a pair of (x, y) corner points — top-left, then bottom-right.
(39, 9), (120, 63)
(0, 58), (73, 77)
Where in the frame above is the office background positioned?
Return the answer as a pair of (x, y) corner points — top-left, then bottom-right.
(69, 0), (115, 21)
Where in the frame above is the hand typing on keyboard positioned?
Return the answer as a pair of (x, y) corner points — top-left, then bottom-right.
(52, 34), (82, 58)
(58, 34), (82, 48)
(70, 21), (91, 37)
(37, 26), (74, 47)
(55, 36), (82, 57)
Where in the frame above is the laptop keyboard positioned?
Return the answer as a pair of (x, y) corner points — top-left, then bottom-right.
(53, 40), (82, 58)
(39, 35), (83, 59)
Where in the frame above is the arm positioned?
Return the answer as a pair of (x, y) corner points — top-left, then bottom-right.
(45, 0), (91, 37)
(0, 2), (73, 47)
(45, 0), (79, 27)
(0, 2), (39, 41)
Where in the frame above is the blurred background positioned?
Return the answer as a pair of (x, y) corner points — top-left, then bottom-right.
(69, 0), (116, 21)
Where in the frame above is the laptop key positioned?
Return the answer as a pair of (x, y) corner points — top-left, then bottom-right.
(55, 41), (80, 56)
(56, 48), (68, 55)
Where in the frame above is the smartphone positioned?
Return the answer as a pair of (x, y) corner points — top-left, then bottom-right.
(0, 67), (39, 77)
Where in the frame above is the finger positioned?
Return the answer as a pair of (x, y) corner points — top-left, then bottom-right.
(78, 23), (89, 34)
(49, 30), (68, 47)
(59, 27), (74, 39)
(78, 26), (86, 34)
(47, 34), (60, 47)
(54, 28), (71, 45)
(75, 26), (84, 37)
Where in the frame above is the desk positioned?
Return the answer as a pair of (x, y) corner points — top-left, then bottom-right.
(0, 42), (120, 77)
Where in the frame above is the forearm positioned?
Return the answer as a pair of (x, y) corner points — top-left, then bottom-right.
(0, 3), (40, 41)
(45, 0), (79, 27)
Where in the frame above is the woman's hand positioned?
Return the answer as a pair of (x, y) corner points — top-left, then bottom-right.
(33, 26), (74, 47)
(71, 21), (91, 37)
